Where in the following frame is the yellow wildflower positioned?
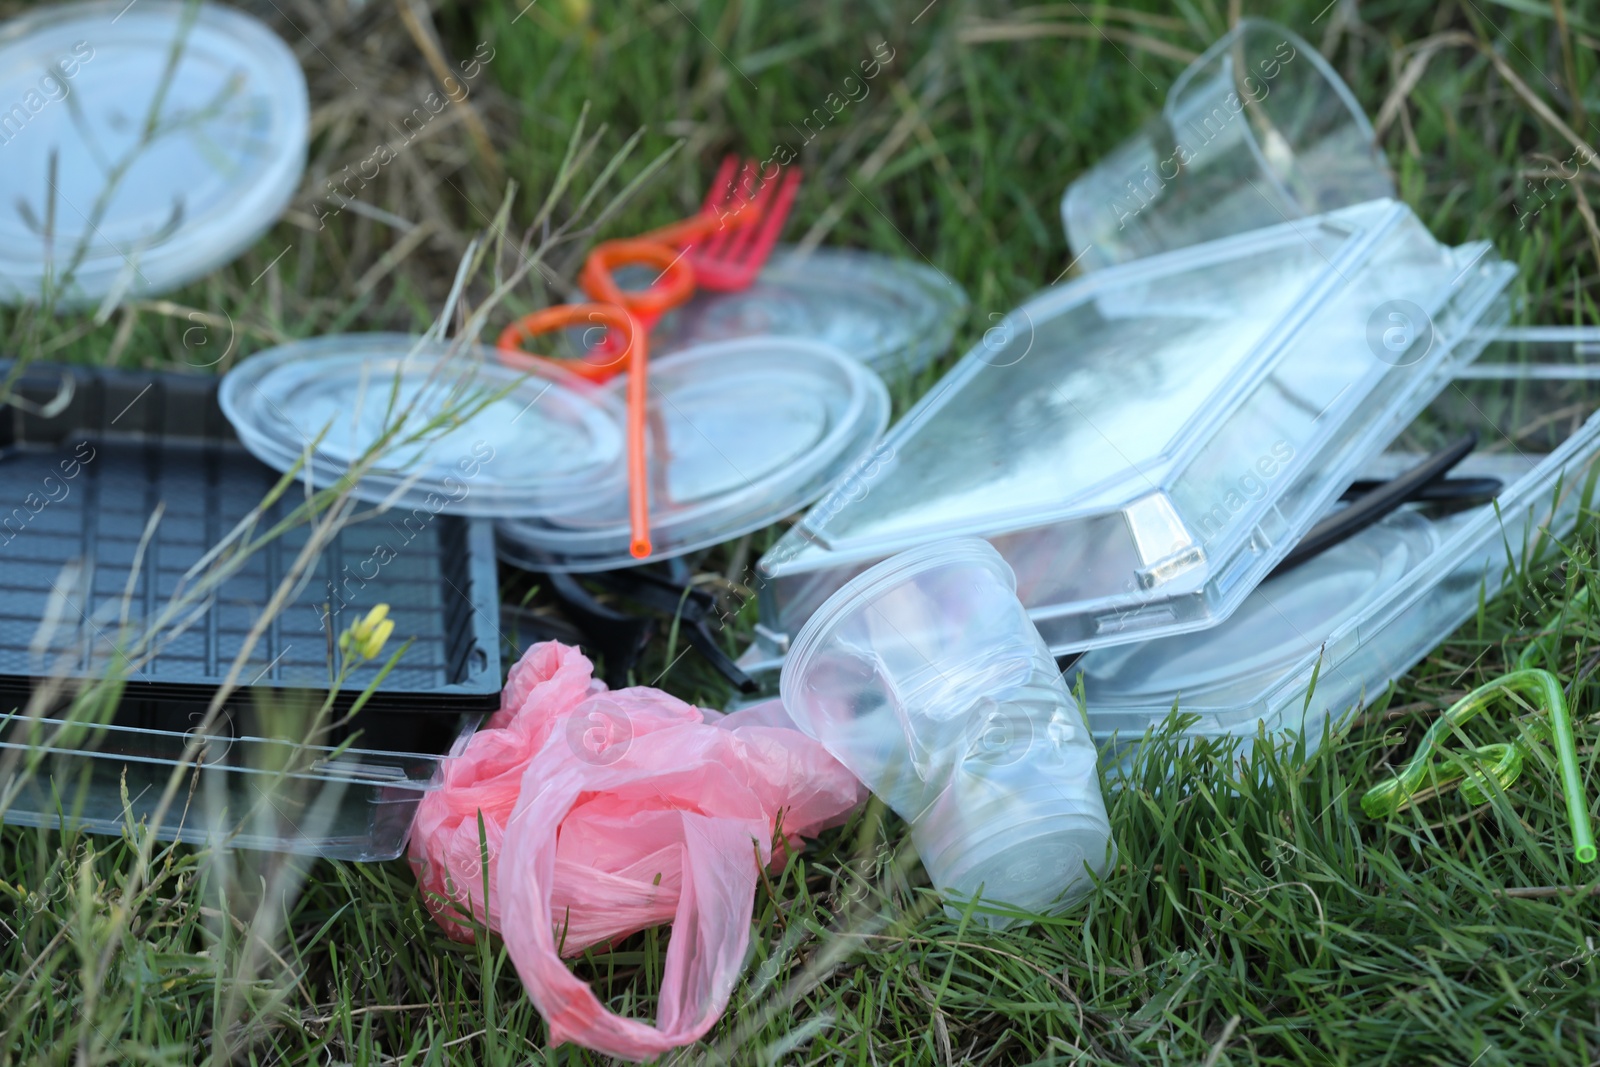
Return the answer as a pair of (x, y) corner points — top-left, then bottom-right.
(341, 604), (395, 661)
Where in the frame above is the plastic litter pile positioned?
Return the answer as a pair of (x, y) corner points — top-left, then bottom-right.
(4, 4), (1600, 1060)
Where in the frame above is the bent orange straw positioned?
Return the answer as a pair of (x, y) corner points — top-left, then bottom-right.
(641, 188), (762, 248)
(499, 302), (630, 384)
(496, 303), (653, 559)
(579, 238), (699, 336)
(494, 165), (789, 561)
(497, 171), (777, 383)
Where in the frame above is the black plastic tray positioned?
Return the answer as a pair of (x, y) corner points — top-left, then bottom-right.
(0, 361), (502, 746)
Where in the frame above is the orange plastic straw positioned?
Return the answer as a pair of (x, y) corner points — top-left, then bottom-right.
(579, 238), (698, 333)
(640, 191), (761, 248)
(496, 303), (653, 559)
(497, 303), (629, 384)
(493, 190), (772, 561)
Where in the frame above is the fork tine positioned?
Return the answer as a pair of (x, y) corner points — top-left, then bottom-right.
(696, 223), (729, 262)
(692, 157), (753, 257)
(725, 159), (761, 222)
(722, 158), (764, 230)
(701, 154), (741, 216)
(678, 156), (801, 289)
(706, 159), (755, 238)
(730, 168), (801, 284)
(693, 158), (759, 269)
(715, 164), (781, 263)
(729, 165), (796, 279)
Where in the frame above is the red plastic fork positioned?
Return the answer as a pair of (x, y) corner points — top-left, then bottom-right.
(645, 155), (803, 291)
(550, 156), (803, 360)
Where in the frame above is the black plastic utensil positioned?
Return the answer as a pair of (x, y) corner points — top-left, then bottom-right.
(522, 561), (758, 693)
(1269, 432), (1483, 580)
(1339, 476), (1502, 505)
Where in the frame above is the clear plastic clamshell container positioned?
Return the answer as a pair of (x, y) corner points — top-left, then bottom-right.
(745, 200), (1515, 670)
(1078, 328), (1600, 762)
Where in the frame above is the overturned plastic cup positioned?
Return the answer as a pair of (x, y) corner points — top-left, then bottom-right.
(779, 538), (1113, 927)
(1062, 19), (1393, 271)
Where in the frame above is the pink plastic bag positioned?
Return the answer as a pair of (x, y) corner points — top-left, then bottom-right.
(408, 642), (863, 1061)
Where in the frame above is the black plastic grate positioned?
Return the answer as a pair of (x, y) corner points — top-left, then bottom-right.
(0, 362), (502, 726)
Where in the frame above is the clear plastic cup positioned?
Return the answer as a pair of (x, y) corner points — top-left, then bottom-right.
(779, 538), (1113, 926)
(1061, 19), (1393, 271)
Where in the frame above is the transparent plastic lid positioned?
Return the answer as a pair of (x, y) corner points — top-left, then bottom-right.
(496, 337), (890, 571)
(1078, 328), (1600, 760)
(0, 0), (309, 306)
(747, 199), (1515, 665)
(650, 246), (969, 377)
(220, 334), (628, 518)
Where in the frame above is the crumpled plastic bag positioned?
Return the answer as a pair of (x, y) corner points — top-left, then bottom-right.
(408, 641), (864, 1061)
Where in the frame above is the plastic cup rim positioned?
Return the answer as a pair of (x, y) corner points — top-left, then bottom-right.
(779, 537), (1017, 711)
(1164, 18), (1382, 212)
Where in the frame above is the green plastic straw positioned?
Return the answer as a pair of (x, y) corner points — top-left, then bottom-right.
(1361, 668), (1595, 864)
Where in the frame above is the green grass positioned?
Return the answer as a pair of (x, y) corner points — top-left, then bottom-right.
(3, 0), (1600, 1062)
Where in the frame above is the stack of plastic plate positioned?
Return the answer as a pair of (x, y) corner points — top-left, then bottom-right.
(220, 334), (628, 518)
(497, 337), (891, 571)
(650, 247), (969, 377)
(0, 1), (309, 306)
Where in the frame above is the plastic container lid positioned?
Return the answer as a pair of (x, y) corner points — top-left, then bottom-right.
(650, 246), (969, 377)
(0, 1), (310, 307)
(1077, 328), (1600, 764)
(746, 199), (1516, 666)
(220, 334), (628, 518)
(497, 337), (890, 571)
